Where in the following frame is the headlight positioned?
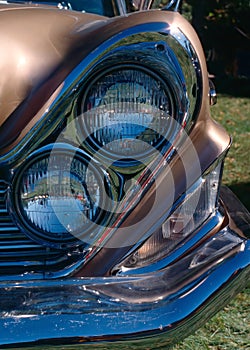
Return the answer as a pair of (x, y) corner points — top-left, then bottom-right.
(13, 146), (111, 249)
(79, 67), (176, 161)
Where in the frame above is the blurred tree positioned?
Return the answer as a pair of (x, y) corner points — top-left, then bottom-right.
(184, 0), (250, 77)
(152, 0), (250, 77)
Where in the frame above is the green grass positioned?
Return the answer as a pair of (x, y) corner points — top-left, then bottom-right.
(173, 287), (250, 350)
(173, 93), (250, 350)
(213, 94), (250, 209)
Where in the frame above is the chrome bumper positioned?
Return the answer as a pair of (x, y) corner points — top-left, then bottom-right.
(0, 187), (249, 349)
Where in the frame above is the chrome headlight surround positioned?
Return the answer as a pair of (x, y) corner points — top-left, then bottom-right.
(11, 145), (113, 250)
(74, 28), (202, 169)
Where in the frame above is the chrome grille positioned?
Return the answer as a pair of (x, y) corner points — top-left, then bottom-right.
(0, 181), (83, 280)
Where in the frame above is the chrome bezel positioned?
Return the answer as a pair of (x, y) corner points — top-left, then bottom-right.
(11, 145), (113, 250)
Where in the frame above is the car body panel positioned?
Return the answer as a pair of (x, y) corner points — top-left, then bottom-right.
(0, 5), (107, 147)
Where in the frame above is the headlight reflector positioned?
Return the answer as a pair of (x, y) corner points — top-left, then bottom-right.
(14, 148), (108, 248)
(80, 68), (176, 159)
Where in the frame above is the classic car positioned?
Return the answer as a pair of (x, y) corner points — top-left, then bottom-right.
(0, 0), (249, 348)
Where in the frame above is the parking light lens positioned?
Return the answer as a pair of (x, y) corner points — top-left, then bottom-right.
(118, 162), (222, 270)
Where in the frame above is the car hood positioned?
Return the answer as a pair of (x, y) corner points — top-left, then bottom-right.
(0, 4), (109, 145)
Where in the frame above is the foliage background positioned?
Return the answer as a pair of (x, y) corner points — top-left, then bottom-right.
(158, 0), (250, 81)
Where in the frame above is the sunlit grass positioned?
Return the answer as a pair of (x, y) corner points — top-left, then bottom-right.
(212, 95), (250, 209)
(173, 288), (250, 350)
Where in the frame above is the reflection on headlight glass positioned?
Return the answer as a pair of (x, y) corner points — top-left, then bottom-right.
(81, 69), (175, 156)
(18, 154), (102, 242)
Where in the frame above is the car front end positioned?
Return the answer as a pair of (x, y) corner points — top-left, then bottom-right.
(0, 0), (249, 348)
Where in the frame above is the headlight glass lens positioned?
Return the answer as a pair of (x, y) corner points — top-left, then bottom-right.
(15, 151), (106, 248)
(80, 68), (175, 158)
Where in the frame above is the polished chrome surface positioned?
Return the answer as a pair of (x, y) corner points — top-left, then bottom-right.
(140, 0), (182, 11)
(139, 0), (154, 10)
(0, 189), (249, 348)
(209, 78), (217, 105)
(151, 0), (181, 11)
(116, 0), (127, 15)
(162, 0), (178, 10)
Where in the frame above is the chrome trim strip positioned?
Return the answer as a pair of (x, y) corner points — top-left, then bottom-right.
(162, 0), (176, 10)
(139, 0), (154, 10)
(0, 257), (88, 281)
(116, 0), (127, 15)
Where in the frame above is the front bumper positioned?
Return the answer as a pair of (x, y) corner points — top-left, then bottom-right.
(0, 186), (249, 349)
